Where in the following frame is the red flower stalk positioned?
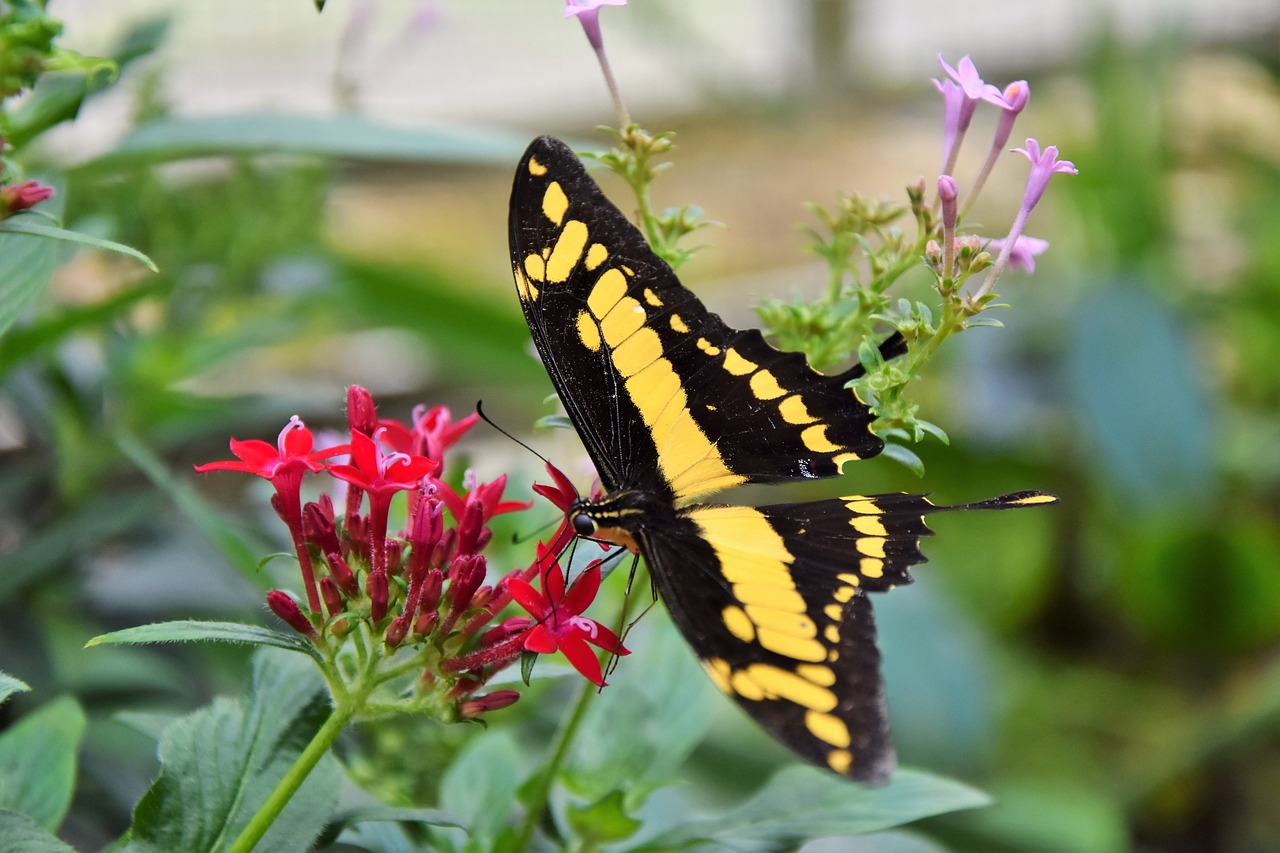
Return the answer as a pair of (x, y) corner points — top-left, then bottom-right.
(327, 429), (436, 589)
(508, 558), (628, 687)
(195, 416), (347, 611)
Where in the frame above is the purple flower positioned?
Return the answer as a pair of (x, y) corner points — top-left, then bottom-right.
(564, 0), (626, 50)
(1013, 138), (1078, 213)
(939, 54), (1001, 101)
(933, 55), (999, 175)
(986, 235), (1049, 273)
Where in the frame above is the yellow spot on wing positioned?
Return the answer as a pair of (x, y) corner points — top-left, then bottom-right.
(824, 624), (840, 643)
(599, 297), (646, 347)
(703, 657), (732, 693)
(779, 395), (816, 424)
(833, 585), (856, 603)
(844, 499), (882, 515)
(858, 538), (886, 559)
(515, 269), (539, 302)
(827, 749), (853, 775)
(743, 663), (838, 712)
(642, 288), (663, 307)
(669, 314), (689, 333)
(860, 557), (884, 578)
(823, 603), (843, 621)
(613, 327), (662, 377)
(576, 311), (601, 352)
(524, 254), (546, 283)
(546, 220), (589, 283)
(743, 605), (816, 639)
(801, 424), (841, 453)
(757, 631), (827, 662)
(542, 181), (569, 226)
(587, 268), (628, 318)
(527, 156), (547, 176)
(749, 369), (786, 400)
(796, 664), (837, 687)
(805, 710), (851, 748)
(730, 670), (766, 701)
(833, 452), (861, 469)
(722, 347), (757, 376)
(722, 605), (755, 643)
(836, 573), (861, 586)
(850, 516), (887, 536)
(1007, 493), (1058, 506)
(585, 243), (608, 271)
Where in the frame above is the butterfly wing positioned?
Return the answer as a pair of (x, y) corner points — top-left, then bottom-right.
(509, 136), (884, 502)
(638, 490), (1055, 782)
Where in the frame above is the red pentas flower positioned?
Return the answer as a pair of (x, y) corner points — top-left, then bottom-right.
(508, 558), (629, 687)
(196, 416), (348, 610)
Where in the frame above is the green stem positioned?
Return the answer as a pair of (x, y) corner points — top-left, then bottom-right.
(226, 698), (356, 853)
(511, 678), (598, 851)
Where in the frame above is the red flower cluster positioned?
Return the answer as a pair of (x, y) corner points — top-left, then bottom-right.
(195, 386), (629, 718)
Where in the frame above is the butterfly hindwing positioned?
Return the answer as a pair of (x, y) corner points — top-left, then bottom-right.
(509, 136), (884, 502)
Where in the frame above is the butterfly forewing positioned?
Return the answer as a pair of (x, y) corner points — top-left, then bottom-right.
(509, 136), (884, 503)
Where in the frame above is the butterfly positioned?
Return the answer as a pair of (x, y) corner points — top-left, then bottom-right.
(508, 135), (1056, 783)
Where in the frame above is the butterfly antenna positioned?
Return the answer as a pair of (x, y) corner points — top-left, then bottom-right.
(475, 400), (551, 466)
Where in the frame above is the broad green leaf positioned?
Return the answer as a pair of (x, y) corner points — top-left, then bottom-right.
(126, 650), (341, 853)
(3, 69), (110, 148)
(0, 219), (58, 337)
(635, 766), (990, 852)
(0, 219), (157, 271)
(0, 672), (30, 707)
(336, 805), (465, 829)
(567, 790), (642, 844)
(87, 620), (320, 661)
(1067, 285), (1213, 509)
(0, 697), (87, 830)
(82, 115), (532, 169)
(880, 443), (925, 477)
(0, 810), (76, 853)
(438, 731), (522, 847)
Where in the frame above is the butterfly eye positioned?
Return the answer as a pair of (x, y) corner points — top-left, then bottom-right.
(572, 513), (597, 537)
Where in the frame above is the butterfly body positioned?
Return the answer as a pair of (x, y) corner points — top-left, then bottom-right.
(509, 136), (1055, 783)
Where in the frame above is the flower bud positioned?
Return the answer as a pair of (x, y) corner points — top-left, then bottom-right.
(455, 501), (487, 556)
(319, 577), (351, 634)
(267, 590), (318, 638)
(385, 614), (411, 649)
(303, 497), (341, 558)
(368, 570), (389, 623)
(326, 551), (360, 597)
(419, 568), (444, 614)
(346, 385), (378, 436)
(1, 180), (53, 215)
(459, 690), (521, 718)
(413, 610), (439, 638)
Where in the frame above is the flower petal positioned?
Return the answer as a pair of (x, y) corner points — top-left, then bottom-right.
(506, 577), (549, 619)
(562, 563), (601, 615)
(523, 624), (559, 655)
(558, 633), (605, 686)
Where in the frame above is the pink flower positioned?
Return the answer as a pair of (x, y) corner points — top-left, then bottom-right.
(986, 235), (1049, 273)
(327, 429), (437, 496)
(564, 0), (626, 48)
(508, 559), (628, 687)
(1013, 138), (1078, 213)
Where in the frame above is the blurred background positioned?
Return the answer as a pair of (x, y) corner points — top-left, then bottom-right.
(2, 0), (1280, 850)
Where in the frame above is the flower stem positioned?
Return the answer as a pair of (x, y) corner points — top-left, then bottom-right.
(512, 678), (598, 851)
(227, 699), (356, 853)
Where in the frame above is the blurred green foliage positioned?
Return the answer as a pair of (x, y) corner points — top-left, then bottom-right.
(0, 9), (1278, 853)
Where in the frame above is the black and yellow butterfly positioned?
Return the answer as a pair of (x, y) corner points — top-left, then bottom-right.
(508, 136), (1055, 783)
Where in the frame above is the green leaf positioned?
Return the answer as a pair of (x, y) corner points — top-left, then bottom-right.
(87, 620), (321, 662)
(0, 672), (30, 707)
(880, 443), (925, 477)
(3, 69), (110, 148)
(0, 697), (87, 830)
(0, 217), (58, 337)
(439, 731), (522, 846)
(1067, 285), (1214, 509)
(0, 219), (158, 271)
(567, 790), (642, 844)
(520, 650), (538, 685)
(535, 414), (575, 432)
(125, 650), (341, 853)
(0, 810), (76, 853)
(635, 766), (990, 852)
(81, 115), (533, 169)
